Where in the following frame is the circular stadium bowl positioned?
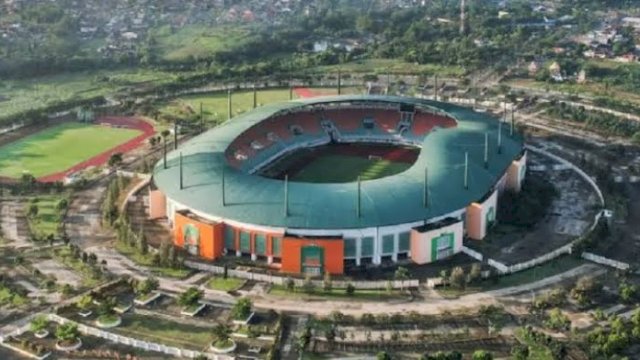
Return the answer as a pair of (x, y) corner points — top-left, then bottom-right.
(152, 95), (526, 275)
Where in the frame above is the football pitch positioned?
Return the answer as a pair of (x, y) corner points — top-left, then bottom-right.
(291, 155), (412, 183)
(0, 122), (141, 178)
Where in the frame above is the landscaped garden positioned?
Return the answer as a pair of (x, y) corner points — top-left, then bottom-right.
(206, 276), (245, 292)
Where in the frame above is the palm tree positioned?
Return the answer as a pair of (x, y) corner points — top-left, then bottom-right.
(212, 323), (232, 348)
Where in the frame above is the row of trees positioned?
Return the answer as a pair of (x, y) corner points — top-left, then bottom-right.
(546, 101), (640, 140)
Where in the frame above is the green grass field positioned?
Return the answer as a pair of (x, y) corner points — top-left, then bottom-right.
(206, 276), (245, 292)
(0, 122), (141, 178)
(26, 194), (68, 239)
(150, 25), (252, 62)
(159, 87), (363, 125)
(0, 69), (196, 122)
(309, 58), (466, 77)
(292, 155), (411, 183)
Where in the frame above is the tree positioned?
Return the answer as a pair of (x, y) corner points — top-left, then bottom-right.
(30, 315), (48, 333)
(212, 323), (232, 345)
(323, 272), (332, 292)
(510, 344), (530, 360)
(178, 287), (203, 307)
(472, 350), (493, 360)
(27, 204), (39, 218)
(545, 308), (571, 331)
(450, 267), (466, 289)
(394, 266), (410, 290)
(285, 277), (295, 292)
(468, 263), (482, 284)
(76, 294), (93, 311)
(346, 283), (355, 296)
(302, 276), (315, 294)
(377, 351), (391, 360)
(232, 297), (253, 320)
(56, 198), (68, 212)
(108, 153), (123, 167)
(97, 296), (117, 316)
(55, 322), (79, 342)
(136, 228), (148, 255)
(619, 282), (638, 304)
(136, 277), (159, 295)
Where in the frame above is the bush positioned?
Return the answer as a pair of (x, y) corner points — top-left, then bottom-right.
(178, 287), (203, 307)
(232, 297), (253, 320)
(345, 283), (355, 296)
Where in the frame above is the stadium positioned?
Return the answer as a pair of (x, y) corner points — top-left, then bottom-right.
(150, 95), (527, 275)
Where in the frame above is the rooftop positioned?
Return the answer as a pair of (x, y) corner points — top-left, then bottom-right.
(153, 95), (524, 230)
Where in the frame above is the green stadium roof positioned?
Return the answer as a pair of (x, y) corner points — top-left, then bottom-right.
(153, 95), (524, 230)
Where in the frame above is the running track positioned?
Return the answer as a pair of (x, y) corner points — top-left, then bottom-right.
(293, 87), (335, 99)
(38, 117), (155, 182)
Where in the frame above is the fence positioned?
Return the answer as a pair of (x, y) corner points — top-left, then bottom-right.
(582, 252), (631, 271)
(185, 260), (418, 289)
(461, 246), (483, 262)
(46, 314), (231, 359)
(484, 145), (605, 275)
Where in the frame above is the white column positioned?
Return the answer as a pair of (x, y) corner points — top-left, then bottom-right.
(236, 250), (241, 257)
(355, 237), (362, 266)
(373, 229), (381, 265)
(267, 256), (273, 264)
(392, 234), (399, 262)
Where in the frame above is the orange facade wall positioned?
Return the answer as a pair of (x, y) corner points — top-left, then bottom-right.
(281, 237), (344, 275)
(465, 203), (483, 240)
(174, 212), (224, 260)
(148, 189), (166, 219)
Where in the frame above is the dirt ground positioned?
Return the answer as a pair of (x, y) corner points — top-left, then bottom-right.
(468, 148), (600, 264)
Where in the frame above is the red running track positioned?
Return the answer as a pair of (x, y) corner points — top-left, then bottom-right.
(293, 87), (335, 99)
(38, 117), (155, 182)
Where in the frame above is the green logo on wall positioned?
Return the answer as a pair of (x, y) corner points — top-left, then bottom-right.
(183, 224), (200, 255)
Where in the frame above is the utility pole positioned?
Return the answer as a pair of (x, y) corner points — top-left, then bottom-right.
(163, 138), (167, 169)
(284, 175), (289, 217)
(227, 90), (232, 121)
(484, 132), (489, 168)
(221, 166), (226, 206)
(179, 152), (183, 190)
(423, 166), (429, 208)
(356, 176), (362, 218)
(460, 0), (467, 35)
(174, 121), (178, 150)
(464, 152), (469, 190)
(253, 84), (257, 109)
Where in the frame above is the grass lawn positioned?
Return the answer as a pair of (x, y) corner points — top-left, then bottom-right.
(115, 242), (192, 279)
(0, 122), (140, 178)
(206, 276), (244, 292)
(308, 58), (466, 77)
(292, 155), (411, 183)
(26, 194), (68, 238)
(52, 246), (102, 287)
(269, 284), (405, 301)
(0, 69), (196, 122)
(116, 313), (213, 350)
(159, 87), (363, 125)
(151, 25), (251, 62)
(507, 77), (640, 105)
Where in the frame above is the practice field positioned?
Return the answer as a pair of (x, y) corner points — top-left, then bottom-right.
(292, 155), (412, 183)
(0, 122), (142, 178)
(159, 87), (363, 125)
